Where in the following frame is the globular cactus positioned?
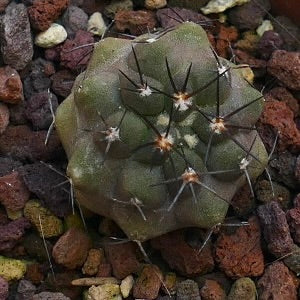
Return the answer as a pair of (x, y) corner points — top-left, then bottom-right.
(55, 22), (268, 242)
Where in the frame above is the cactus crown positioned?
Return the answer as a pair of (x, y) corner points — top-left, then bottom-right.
(55, 22), (268, 241)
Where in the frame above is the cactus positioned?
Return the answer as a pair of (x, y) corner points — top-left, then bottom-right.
(55, 22), (268, 242)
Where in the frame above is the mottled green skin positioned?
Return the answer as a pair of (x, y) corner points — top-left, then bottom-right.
(56, 23), (267, 241)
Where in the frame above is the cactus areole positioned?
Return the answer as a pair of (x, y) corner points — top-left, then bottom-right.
(56, 23), (268, 242)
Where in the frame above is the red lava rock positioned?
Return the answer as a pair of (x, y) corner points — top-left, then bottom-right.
(265, 87), (299, 116)
(200, 279), (226, 300)
(16, 279), (36, 300)
(25, 263), (44, 284)
(294, 193), (300, 207)
(257, 30), (284, 60)
(156, 7), (211, 29)
(216, 25), (238, 59)
(0, 157), (22, 178)
(105, 242), (140, 279)
(25, 91), (58, 130)
(52, 228), (92, 269)
(0, 276), (9, 300)
(286, 207), (300, 244)
(233, 49), (267, 77)
(151, 230), (214, 277)
(96, 262), (112, 277)
(133, 264), (162, 300)
(21, 162), (71, 217)
(270, 0), (300, 26)
(267, 50), (300, 90)
(45, 44), (63, 62)
(0, 125), (62, 162)
(60, 30), (94, 72)
(231, 183), (254, 217)
(0, 171), (30, 211)
(259, 100), (300, 152)
(0, 66), (23, 104)
(257, 261), (298, 300)
(0, 217), (31, 251)
(115, 10), (157, 36)
(257, 201), (294, 257)
(215, 217), (264, 278)
(51, 69), (76, 98)
(0, 103), (9, 134)
(28, 0), (70, 31)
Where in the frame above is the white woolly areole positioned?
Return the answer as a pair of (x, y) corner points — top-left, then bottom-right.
(156, 114), (170, 127)
(184, 134), (199, 149)
(209, 118), (226, 134)
(139, 85), (152, 97)
(174, 95), (193, 112)
(104, 127), (120, 142)
(182, 167), (199, 183)
(239, 157), (250, 170)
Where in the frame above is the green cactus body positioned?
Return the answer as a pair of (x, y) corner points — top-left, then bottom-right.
(55, 22), (268, 242)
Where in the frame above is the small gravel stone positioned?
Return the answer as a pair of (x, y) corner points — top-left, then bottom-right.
(52, 228), (92, 269)
(24, 200), (64, 238)
(0, 125), (61, 162)
(0, 103), (9, 134)
(0, 3), (33, 70)
(0, 0), (10, 12)
(62, 5), (88, 37)
(23, 58), (55, 100)
(33, 292), (70, 300)
(0, 157), (22, 178)
(168, 0), (209, 11)
(16, 279), (36, 300)
(115, 10), (157, 36)
(267, 50), (300, 90)
(35, 23), (68, 48)
(0, 276), (9, 300)
(201, 0), (249, 15)
(0, 217), (30, 251)
(176, 279), (201, 300)
(28, 0), (69, 32)
(257, 201), (294, 257)
(283, 244), (300, 275)
(227, 0), (270, 31)
(145, 0), (167, 10)
(286, 207), (300, 244)
(255, 179), (291, 209)
(0, 171), (30, 212)
(215, 217), (264, 278)
(60, 30), (94, 72)
(87, 284), (121, 300)
(0, 256), (26, 281)
(133, 265), (162, 300)
(120, 275), (134, 298)
(25, 263), (44, 284)
(235, 31), (259, 54)
(257, 262), (297, 300)
(228, 277), (256, 300)
(105, 242), (140, 279)
(104, 0), (133, 18)
(151, 230), (214, 277)
(87, 12), (107, 36)
(82, 248), (103, 276)
(25, 91), (58, 130)
(0, 66), (23, 104)
(51, 69), (75, 98)
(231, 183), (255, 217)
(200, 279), (226, 300)
(21, 162), (71, 217)
(23, 232), (53, 262)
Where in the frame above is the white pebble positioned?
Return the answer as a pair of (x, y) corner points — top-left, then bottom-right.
(201, 0), (249, 14)
(35, 23), (67, 48)
(256, 20), (273, 37)
(120, 275), (134, 298)
(88, 12), (107, 36)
